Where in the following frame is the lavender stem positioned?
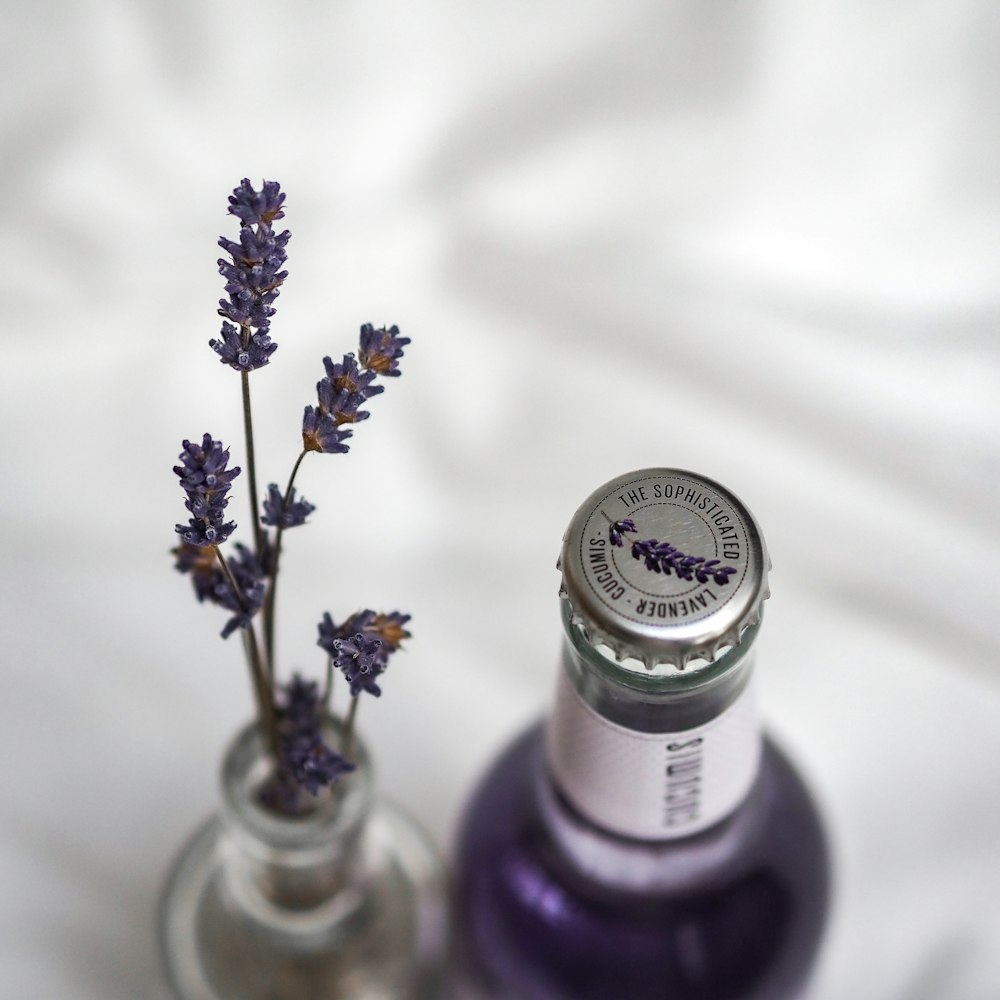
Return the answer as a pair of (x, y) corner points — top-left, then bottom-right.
(216, 548), (279, 756)
(263, 448), (309, 672)
(343, 694), (360, 759)
(240, 368), (265, 561)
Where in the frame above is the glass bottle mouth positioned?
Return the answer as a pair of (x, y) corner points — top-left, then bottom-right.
(220, 717), (375, 863)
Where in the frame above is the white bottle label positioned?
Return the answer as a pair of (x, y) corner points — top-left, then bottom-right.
(546, 668), (761, 840)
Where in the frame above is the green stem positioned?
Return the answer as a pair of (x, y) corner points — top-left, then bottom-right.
(216, 548), (279, 758)
(323, 655), (335, 713)
(240, 369), (265, 560)
(263, 448), (308, 672)
(343, 695), (360, 759)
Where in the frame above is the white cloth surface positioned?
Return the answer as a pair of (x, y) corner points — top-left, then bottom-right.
(2, 3), (999, 998)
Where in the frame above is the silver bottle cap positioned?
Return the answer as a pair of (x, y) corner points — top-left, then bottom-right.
(558, 469), (770, 670)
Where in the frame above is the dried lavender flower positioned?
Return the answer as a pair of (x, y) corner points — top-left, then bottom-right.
(316, 610), (411, 698)
(261, 483), (315, 528)
(324, 353), (384, 400)
(331, 633), (386, 697)
(209, 322), (276, 372)
(358, 323), (409, 377)
(261, 674), (355, 811)
(369, 611), (412, 650)
(173, 540), (266, 638)
(219, 543), (267, 638)
(210, 178), (290, 371)
(300, 328), (408, 456)
(226, 178), (286, 225)
(316, 379), (371, 426)
(317, 610), (373, 651)
(301, 405), (353, 454)
(174, 434), (240, 547)
(173, 179), (417, 810)
(172, 541), (220, 602)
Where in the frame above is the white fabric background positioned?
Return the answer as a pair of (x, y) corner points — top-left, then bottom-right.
(2, 2), (999, 998)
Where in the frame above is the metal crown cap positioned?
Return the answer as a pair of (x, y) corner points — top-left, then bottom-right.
(558, 469), (770, 671)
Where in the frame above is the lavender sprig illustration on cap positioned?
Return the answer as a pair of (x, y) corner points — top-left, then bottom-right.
(171, 179), (412, 814)
(608, 517), (737, 586)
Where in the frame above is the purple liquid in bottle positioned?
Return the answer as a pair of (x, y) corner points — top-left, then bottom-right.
(454, 470), (830, 999)
(455, 723), (829, 1000)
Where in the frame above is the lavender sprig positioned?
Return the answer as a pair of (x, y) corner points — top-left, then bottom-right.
(210, 178), (290, 371)
(260, 675), (356, 813)
(261, 483), (315, 528)
(208, 179), (292, 558)
(301, 328), (409, 455)
(358, 324), (409, 377)
(173, 541), (266, 638)
(172, 178), (414, 811)
(606, 515), (737, 585)
(173, 434), (240, 547)
(317, 610), (411, 698)
(629, 538), (737, 586)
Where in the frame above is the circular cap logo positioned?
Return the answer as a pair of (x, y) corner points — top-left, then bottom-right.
(562, 470), (767, 666)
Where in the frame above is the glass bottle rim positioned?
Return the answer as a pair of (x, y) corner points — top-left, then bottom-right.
(220, 717), (375, 858)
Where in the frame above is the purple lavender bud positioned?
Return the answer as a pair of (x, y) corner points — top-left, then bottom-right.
(209, 322), (277, 372)
(218, 543), (267, 638)
(282, 674), (322, 730)
(302, 405), (353, 454)
(316, 378), (371, 426)
(369, 611), (412, 650)
(172, 542), (221, 602)
(173, 434), (240, 548)
(283, 732), (355, 795)
(332, 633), (386, 697)
(173, 433), (240, 494)
(323, 353), (384, 400)
(261, 482), (316, 528)
(261, 673), (355, 810)
(358, 323), (409, 377)
(317, 610), (411, 698)
(173, 541), (265, 639)
(609, 518), (637, 547)
(317, 610), (369, 657)
(227, 177), (287, 225)
(213, 179), (290, 371)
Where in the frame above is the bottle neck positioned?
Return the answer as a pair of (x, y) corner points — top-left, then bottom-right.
(218, 719), (374, 929)
(545, 603), (762, 843)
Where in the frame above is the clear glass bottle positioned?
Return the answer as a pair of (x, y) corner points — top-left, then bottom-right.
(454, 469), (830, 1000)
(158, 718), (450, 1000)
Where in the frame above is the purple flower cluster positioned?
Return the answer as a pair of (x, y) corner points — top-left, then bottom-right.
(358, 323), (409, 377)
(173, 541), (267, 638)
(172, 179), (417, 810)
(210, 179), (290, 372)
(261, 483), (315, 528)
(629, 538), (737, 586)
(262, 675), (355, 811)
(174, 434), (240, 547)
(317, 610), (411, 698)
(301, 327), (409, 454)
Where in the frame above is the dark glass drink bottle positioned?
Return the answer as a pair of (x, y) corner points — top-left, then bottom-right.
(454, 469), (830, 1000)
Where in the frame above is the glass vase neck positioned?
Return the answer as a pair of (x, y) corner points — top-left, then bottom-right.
(219, 717), (374, 925)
